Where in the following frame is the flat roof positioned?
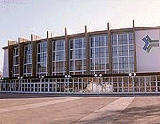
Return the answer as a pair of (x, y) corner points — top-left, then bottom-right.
(3, 26), (160, 49)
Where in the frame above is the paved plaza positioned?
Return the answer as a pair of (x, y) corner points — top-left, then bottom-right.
(0, 93), (160, 124)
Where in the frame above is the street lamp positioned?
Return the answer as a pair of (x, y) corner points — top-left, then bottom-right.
(18, 77), (20, 91)
(94, 74), (98, 77)
(40, 76), (44, 92)
(94, 74), (103, 93)
(129, 72), (136, 95)
(99, 74), (103, 83)
(18, 77), (23, 91)
(99, 74), (102, 77)
(0, 77), (3, 91)
(94, 74), (103, 82)
(64, 75), (71, 92)
(20, 77), (23, 92)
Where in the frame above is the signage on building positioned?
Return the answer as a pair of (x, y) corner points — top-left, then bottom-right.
(142, 35), (159, 53)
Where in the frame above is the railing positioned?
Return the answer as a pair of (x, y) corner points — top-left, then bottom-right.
(0, 76), (160, 94)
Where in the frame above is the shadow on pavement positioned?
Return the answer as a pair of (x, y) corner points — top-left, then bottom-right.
(78, 104), (160, 124)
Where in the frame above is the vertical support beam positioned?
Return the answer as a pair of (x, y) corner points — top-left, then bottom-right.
(40, 79), (42, 92)
(133, 20), (137, 72)
(18, 38), (28, 77)
(47, 31), (52, 76)
(85, 25), (90, 75)
(108, 23), (112, 74)
(33, 82), (35, 92)
(18, 42), (24, 77)
(156, 76), (158, 92)
(31, 34), (37, 77)
(8, 45), (14, 78)
(138, 78), (140, 92)
(122, 77), (124, 92)
(65, 27), (69, 75)
(144, 77), (147, 92)
(48, 79), (50, 92)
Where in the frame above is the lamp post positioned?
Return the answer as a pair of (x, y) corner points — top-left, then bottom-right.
(18, 77), (23, 91)
(129, 72), (136, 96)
(94, 74), (103, 93)
(20, 77), (23, 92)
(94, 74), (103, 83)
(65, 75), (71, 92)
(99, 74), (102, 83)
(0, 77), (3, 91)
(40, 76), (44, 92)
(18, 77), (20, 91)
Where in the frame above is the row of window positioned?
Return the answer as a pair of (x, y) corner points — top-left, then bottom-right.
(12, 33), (134, 77)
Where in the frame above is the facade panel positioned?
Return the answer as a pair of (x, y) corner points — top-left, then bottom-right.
(135, 29), (160, 72)
(3, 49), (9, 77)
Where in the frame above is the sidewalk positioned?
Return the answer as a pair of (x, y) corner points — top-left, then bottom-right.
(0, 95), (159, 124)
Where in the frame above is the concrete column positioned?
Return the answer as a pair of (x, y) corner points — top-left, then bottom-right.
(65, 28), (69, 75)
(133, 20), (137, 72)
(108, 23), (112, 74)
(18, 42), (24, 77)
(31, 34), (37, 77)
(85, 25), (90, 75)
(18, 38), (28, 77)
(47, 31), (52, 76)
(8, 45), (14, 78)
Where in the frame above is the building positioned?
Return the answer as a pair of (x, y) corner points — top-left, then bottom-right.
(1, 21), (160, 94)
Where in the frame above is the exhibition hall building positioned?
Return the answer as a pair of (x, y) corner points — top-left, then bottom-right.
(1, 21), (160, 94)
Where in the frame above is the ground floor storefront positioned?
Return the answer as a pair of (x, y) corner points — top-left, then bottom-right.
(0, 75), (160, 94)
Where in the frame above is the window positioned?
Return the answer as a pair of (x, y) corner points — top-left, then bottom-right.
(112, 33), (134, 73)
(90, 35), (109, 74)
(24, 44), (32, 77)
(69, 38), (86, 75)
(52, 40), (65, 75)
(37, 42), (47, 76)
(13, 47), (19, 77)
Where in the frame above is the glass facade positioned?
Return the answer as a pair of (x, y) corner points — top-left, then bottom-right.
(52, 40), (65, 75)
(13, 47), (19, 77)
(112, 33), (134, 73)
(24, 44), (32, 77)
(9, 31), (135, 77)
(37, 42), (47, 76)
(69, 38), (86, 75)
(90, 35), (109, 74)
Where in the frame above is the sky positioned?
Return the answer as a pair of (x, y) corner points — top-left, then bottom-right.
(0, 0), (160, 72)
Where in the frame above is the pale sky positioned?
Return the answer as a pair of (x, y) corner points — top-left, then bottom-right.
(0, 0), (160, 71)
